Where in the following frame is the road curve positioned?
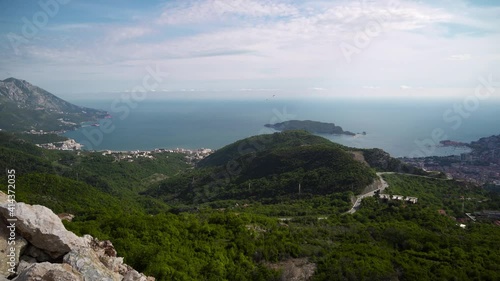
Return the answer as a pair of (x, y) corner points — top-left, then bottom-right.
(346, 172), (390, 214)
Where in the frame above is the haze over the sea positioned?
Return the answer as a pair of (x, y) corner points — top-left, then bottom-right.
(64, 97), (500, 158)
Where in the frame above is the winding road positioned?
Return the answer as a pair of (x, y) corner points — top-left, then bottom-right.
(346, 172), (391, 214)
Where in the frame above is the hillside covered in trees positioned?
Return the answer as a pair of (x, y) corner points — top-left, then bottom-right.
(1, 131), (499, 280)
(146, 131), (376, 204)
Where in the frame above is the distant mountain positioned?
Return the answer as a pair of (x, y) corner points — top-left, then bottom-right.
(265, 120), (357, 135)
(0, 77), (107, 131)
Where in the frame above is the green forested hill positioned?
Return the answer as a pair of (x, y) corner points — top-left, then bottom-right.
(362, 148), (428, 174)
(146, 131), (376, 204)
(0, 131), (189, 213)
(198, 130), (341, 168)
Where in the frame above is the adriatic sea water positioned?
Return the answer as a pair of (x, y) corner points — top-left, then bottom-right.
(63, 96), (500, 158)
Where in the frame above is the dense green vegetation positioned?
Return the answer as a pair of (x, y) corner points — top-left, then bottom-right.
(198, 130), (342, 168)
(362, 148), (428, 175)
(56, 151), (189, 194)
(0, 131), (189, 213)
(13, 133), (68, 144)
(148, 131), (376, 204)
(15, 173), (127, 216)
(1, 131), (499, 280)
(382, 174), (486, 216)
(68, 212), (292, 280)
(313, 198), (500, 280)
(67, 175), (500, 281)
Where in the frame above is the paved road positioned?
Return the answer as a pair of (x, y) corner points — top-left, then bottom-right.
(347, 172), (390, 214)
(346, 171), (446, 214)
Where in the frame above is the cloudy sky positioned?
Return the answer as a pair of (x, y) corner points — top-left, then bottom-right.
(0, 0), (499, 98)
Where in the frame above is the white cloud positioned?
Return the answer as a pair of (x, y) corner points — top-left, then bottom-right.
(157, 0), (299, 25)
(107, 26), (152, 43)
(3, 0), (500, 96)
(447, 54), (472, 61)
(46, 23), (94, 31)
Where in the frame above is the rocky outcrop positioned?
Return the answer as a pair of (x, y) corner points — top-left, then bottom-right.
(14, 262), (83, 281)
(0, 218), (28, 277)
(0, 202), (84, 259)
(0, 192), (154, 280)
(265, 258), (316, 281)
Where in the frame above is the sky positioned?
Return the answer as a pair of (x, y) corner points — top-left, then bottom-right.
(0, 0), (499, 99)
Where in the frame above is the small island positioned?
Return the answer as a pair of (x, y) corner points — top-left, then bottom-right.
(265, 120), (357, 136)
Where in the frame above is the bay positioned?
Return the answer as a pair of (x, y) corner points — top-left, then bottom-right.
(64, 97), (500, 158)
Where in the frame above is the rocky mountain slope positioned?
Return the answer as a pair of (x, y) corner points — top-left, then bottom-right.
(0, 191), (154, 281)
(0, 78), (107, 132)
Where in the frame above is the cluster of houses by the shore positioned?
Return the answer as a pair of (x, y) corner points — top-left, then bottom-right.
(100, 147), (214, 163)
(36, 139), (82, 150)
(32, 134), (214, 164)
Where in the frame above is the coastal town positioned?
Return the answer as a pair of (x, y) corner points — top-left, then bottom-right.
(35, 136), (214, 164)
(100, 147), (214, 163)
(37, 138), (83, 150)
(401, 135), (500, 186)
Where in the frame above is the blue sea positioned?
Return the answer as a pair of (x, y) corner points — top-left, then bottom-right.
(63, 96), (500, 158)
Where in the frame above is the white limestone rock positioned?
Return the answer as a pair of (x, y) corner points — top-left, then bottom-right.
(0, 218), (28, 278)
(0, 202), (84, 259)
(12, 262), (83, 281)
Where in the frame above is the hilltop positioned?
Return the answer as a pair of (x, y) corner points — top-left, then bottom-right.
(146, 131), (429, 205)
(147, 131), (377, 204)
(0, 78), (107, 132)
(198, 130), (341, 168)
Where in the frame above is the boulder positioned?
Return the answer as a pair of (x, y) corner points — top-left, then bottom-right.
(12, 262), (83, 281)
(58, 213), (75, 222)
(0, 218), (28, 278)
(0, 192), (155, 280)
(63, 247), (122, 281)
(0, 202), (84, 259)
(124, 269), (154, 281)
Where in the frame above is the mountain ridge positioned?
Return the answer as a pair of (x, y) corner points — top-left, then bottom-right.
(0, 77), (107, 132)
